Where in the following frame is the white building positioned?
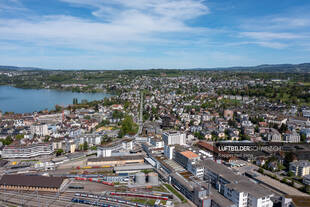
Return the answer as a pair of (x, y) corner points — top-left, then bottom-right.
(283, 130), (300, 143)
(150, 138), (164, 148)
(187, 162), (204, 179)
(75, 134), (102, 146)
(204, 159), (274, 207)
(164, 145), (175, 160)
(97, 138), (134, 158)
(30, 124), (49, 136)
(97, 146), (113, 157)
(290, 161), (310, 177)
(162, 131), (186, 146)
(303, 174), (310, 185)
(2, 143), (54, 158)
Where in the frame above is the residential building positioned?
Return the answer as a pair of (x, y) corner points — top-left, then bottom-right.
(30, 124), (49, 136)
(75, 134), (101, 146)
(2, 143), (54, 158)
(303, 174), (310, 185)
(290, 161), (310, 177)
(265, 128), (282, 142)
(283, 130), (300, 143)
(162, 131), (186, 145)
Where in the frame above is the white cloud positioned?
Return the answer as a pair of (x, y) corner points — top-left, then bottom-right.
(0, 0), (26, 11)
(60, 0), (209, 20)
(256, 41), (287, 49)
(271, 17), (310, 27)
(225, 41), (288, 49)
(240, 32), (303, 41)
(0, 0), (209, 52)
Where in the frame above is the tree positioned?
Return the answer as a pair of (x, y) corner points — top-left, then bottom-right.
(194, 132), (204, 140)
(16, 134), (24, 140)
(228, 119), (237, 128)
(291, 179), (295, 187)
(1, 136), (13, 145)
(112, 110), (124, 119)
(279, 124), (288, 133)
(301, 133), (307, 142)
(284, 152), (296, 169)
(120, 115), (138, 137)
(124, 101), (130, 109)
(84, 115), (91, 120)
(287, 171), (294, 177)
(258, 168), (264, 174)
(73, 98), (78, 105)
(240, 133), (250, 141)
(83, 141), (89, 151)
(55, 105), (63, 112)
(56, 149), (64, 156)
(44, 136), (50, 142)
(96, 120), (110, 129)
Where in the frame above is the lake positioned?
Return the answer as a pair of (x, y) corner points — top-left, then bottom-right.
(0, 86), (110, 113)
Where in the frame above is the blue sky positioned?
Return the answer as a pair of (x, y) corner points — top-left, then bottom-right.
(0, 0), (310, 69)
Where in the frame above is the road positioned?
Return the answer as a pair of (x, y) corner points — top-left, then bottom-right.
(135, 91), (143, 136)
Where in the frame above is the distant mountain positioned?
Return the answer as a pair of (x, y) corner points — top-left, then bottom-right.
(0, 65), (44, 71)
(0, 63), (310, 72)
(192, 63), (310, 72)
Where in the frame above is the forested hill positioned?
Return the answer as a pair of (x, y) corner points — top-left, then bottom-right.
(0, 63), (310, 72)
(0, 66), (44, 71)
(192, 63), (310, 72)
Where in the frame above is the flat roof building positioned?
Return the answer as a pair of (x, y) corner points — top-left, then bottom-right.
(0, 175), (67, 192)
(2, 143), (54, 158)
(203, 159), (274, 207)
(87, 155), (144, 166)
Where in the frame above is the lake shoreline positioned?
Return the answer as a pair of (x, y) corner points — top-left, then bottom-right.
(0, 86), (111, 114)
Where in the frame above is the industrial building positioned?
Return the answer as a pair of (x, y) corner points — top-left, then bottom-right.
(170, 172), (208, 207)
(203, 159), (274, 207)
(175, 150), (199, 169)
(0, 175), (68, 192)
(142, 142), (164, 155)
(97, 138), (134, 157)
(133, 172), (159, 186)
(114, 164), (154, 174)
(87, 155), (144, 166)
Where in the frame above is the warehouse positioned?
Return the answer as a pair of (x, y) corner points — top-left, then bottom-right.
(87, 155), (144, 166)
(114, 164), (153, 174)
(0, 175), (68, 192)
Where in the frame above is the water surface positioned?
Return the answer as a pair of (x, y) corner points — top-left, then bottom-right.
(0, 86), (110, 113)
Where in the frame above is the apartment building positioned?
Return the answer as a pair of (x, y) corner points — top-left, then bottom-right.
(30, 124), (49, 136)
(75, 134), (101, 146)
(289, 161), (310, 177)
(162, 131), (186, 145)
(283, 130), (300, 143)
(2, 143), (54, 158)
